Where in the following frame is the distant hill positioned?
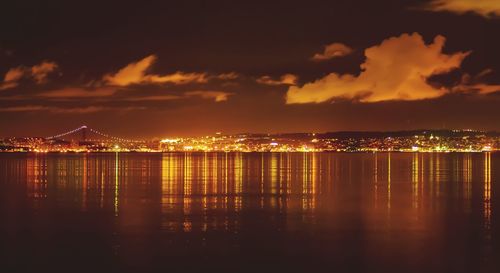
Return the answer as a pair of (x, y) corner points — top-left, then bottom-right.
(264, 129), (499, 140)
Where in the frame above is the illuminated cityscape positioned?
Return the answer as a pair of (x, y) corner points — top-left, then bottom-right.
(1, 126), (498, 153)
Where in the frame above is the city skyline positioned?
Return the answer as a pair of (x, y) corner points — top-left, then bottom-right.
(1, 0), (499, 137)
(2, 124), (498, 153)
(3, 123), (499, 138)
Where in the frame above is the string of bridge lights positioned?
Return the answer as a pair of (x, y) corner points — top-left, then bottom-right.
(46, 125), (88, 140)
(88, 128), (144, 143)
(46, 125), (145, 143)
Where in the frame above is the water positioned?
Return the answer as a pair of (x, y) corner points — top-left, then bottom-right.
(0, 152), (498, 273)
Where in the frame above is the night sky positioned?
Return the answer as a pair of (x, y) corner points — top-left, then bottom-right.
(1, 0), (499, 137)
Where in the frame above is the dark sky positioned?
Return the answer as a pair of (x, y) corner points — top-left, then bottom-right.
(0, 0), (499, 138)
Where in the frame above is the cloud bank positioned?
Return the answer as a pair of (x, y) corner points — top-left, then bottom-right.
(39, 87), (116, 98)
(286, 33), (475, 104)
(0, 54), (235, 111)
(0, 105), (145, 113)
(421, 0), (500, 18)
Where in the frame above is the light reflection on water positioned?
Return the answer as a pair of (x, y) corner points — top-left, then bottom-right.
(0, 152), (498, 273)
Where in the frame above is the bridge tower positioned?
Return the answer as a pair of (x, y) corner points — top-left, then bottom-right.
(81, 125), (88, 141)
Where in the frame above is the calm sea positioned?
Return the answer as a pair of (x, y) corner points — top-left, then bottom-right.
(0, 152), (498, 273)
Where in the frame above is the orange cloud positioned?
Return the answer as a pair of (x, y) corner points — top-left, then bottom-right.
(38, 87), (233, 102)
(4, 67), (24, 82)
(286, 33), (472, 104)
(1, 67), (26, 90)
(452, 70), (500, 94)
(103, 55), (155, 85)
(122, 91), (234, 102)
(103, 55), (208, 86)
(0, 81), (20, 91)
(0, 105), (48, 112)
(0, 105), (145, 113)
(454, 83), (500, 94)
(185, 91), (232, 102)
(124, 95), (181, 101)
(147, 72), (208, 85)
(0, 106), (104, 113)
(257, 74), (298, 86)
(39, 87), (116, 98)
(215, 72), (240, 80)
(311, 43), (353, 61)
(31, 61), (58, 84)
(421, 0), (500, 17)
(0, 61), (58, 90)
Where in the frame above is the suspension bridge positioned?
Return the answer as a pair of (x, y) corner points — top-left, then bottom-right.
(46, 125), (145, 143)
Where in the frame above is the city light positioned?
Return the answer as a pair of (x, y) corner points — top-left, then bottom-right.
(1, 126), (498, 153)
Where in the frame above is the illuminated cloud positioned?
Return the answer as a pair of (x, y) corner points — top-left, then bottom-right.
(421, 0), (500, 17)
(452, 69), (500, 94)
(123, 91), (233, 102)
(31, 61), (58, 84)
(39, 87), (116, 98)
(103, 55), (208, 86)
(215, 72), (240, 80)
(4, 67), (24, 82)
(185, 91), (232, 102)
(257, 74), (298, 86)
(0, 68), (24, 90)
(10, 84), (232, 105)
(0, 105), (145, 113)
(0, 61), (58, 90)
(0, 105), (50, 112)
(0, 105), (104, 113)
(146, 72), (208, 85)
(454, 83), (500, 94)
(475, 68), (493, 78)
(103, 55), (155, 86)
(311, 43), (353, 61)
(124, 95), (181, 101)
(286, 33), (471, 104)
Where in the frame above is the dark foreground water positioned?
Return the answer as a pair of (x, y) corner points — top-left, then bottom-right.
(0, 152), (498, 273)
